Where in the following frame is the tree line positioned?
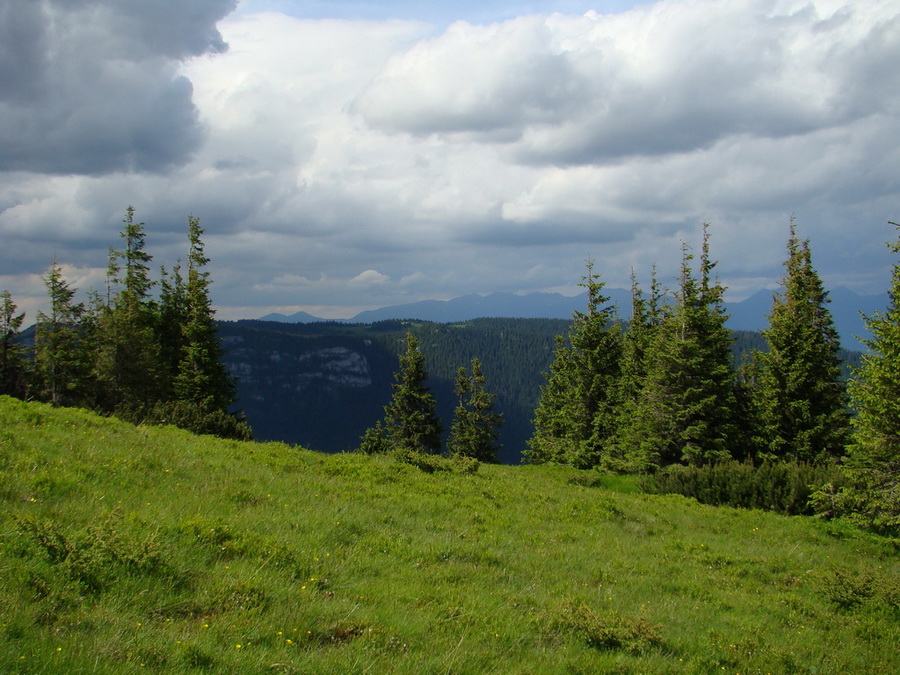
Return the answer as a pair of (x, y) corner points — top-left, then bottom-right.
(0, 207), (250, 440)
(524, 220), (900, 534)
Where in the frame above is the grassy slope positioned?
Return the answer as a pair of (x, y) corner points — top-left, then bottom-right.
(1, 396), (898, 674)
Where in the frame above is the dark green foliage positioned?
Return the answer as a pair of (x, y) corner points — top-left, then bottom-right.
(551, 599), (663, 654)
(358, 420), (392, 454)
(221, 318), (568, 460)
(14, 511), (170, 596)
(0, 290), (27, 397)
(823, 222), (900, 535)
(448, 357), (502, 462)
(817, 565), (900, 612)
(527, 260), (623, 468)
(92, 207), (165, 408)
(392, 448), (480, 474)
(19, 207), (245, 442)
(157, 262), (187, 391)
(621, 228), (738, 469)
(33, 261), (90, 406)
(752, 220), (849, 462)
(173, 216), (237, 411)
(607, 270), (662, 472)
(116, 400), (253, 441)
(641, 461), (847, 515)
(383, 331), (442, 453)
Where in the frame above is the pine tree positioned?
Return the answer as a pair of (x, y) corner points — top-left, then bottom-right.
(825, 221), (900, 532)
(173, 216), (236, 411)
(625, 227), (737, 468)
(448, 358), (502, 462)
(0, 290), (27, 397)
(94, 206), (163, 408)
(527, 260), (622, 468)
(752, 220), (849, 462)
(157, 262), (186, 392)
(607, 269), (661, 471)
(383, 331), (442, 454)
(34, 262), (88, 406)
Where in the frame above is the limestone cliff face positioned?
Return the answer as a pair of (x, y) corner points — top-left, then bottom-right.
(217, 324), (395, 451)
(224, 343), (373, 399)
(297, 347), (371, 389)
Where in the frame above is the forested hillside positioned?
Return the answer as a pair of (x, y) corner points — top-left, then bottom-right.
(220, 318), (862, 463)
(219, 318), (568, 463)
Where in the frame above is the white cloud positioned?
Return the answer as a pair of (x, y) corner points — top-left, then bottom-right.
(1, 0), (899, 322)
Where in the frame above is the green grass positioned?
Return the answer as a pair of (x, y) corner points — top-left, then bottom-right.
(1, 395), (898, 674)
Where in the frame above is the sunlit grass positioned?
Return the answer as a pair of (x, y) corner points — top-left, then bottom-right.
(1, 395), (898, 674)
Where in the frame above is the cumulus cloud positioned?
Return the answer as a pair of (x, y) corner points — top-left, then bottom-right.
(354, 1), (900, 165)
(0, 0), (237, 174)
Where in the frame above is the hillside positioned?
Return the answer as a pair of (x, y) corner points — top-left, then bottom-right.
(2, 396), (898, 674)
(220, 319), (862, 462)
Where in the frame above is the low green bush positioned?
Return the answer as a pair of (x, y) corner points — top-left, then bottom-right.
(392, 448), (480, 474)
(116, 400), (253, 441)
(640, 461), (847, 515)
(550, 599), (663, 654)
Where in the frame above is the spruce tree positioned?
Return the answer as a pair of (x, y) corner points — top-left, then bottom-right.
(828, 221), (900, 532)
(752, 220), (849, 462)
(157, 262), (186, 392)
(34, 262), (88, 406)
(625, 227), (737, 468)
(94, 206), (163, 408)
(173, 216), (236, 411)
(607, 269), (661, 472)
(527, 260), (622, 468)
(448, 358), (502, 462)
(383, 331), (442, 454)
(0, 290), (27, 398)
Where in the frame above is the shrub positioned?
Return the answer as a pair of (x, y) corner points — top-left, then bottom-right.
(640, 461), (847, 515)
(116, 400), (253, 441)
(550, 599), (663, 654)
(358, 420), (392, 454)
(392, 448), (480, 474)
(817, 564), (900, 613)
(810, 462), (900, 537)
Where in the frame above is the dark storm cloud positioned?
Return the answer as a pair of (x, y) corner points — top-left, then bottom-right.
(0, 0), (237, 175)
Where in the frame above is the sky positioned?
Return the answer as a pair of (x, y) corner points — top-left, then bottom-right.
(1, 0), (899, 322)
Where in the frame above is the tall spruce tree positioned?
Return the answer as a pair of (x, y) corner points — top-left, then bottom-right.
(157, 262), (186, 392)
(94, 206), (163, 408)
(607, 269), (661, 472)
(448, 357), (502, 462)
(527, 259), (622, 468)
(0, 290), (27, 398)
(624, 227), (737, 468)
(173, 216), (236, 411)
(34, 262), (88, 406)
(752, 220), (849, 462)
(827, 221), (900, 532)
(383, 331), (442, 454)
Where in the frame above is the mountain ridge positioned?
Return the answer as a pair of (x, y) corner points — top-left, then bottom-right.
(260, 287), (887, 350)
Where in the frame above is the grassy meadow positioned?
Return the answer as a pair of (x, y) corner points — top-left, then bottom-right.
(1, 395), (898, 674)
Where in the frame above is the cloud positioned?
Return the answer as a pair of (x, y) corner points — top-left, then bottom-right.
(354, 1), (900, 165)
(0, 0), (237, 175)
(1, 0), (899, 324)
(351, 17), (585, 138)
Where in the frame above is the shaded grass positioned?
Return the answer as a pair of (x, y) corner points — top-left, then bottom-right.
(1, 395), (899, 673)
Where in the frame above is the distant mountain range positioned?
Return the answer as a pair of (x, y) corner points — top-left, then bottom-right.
(260, 287), (888, 351)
